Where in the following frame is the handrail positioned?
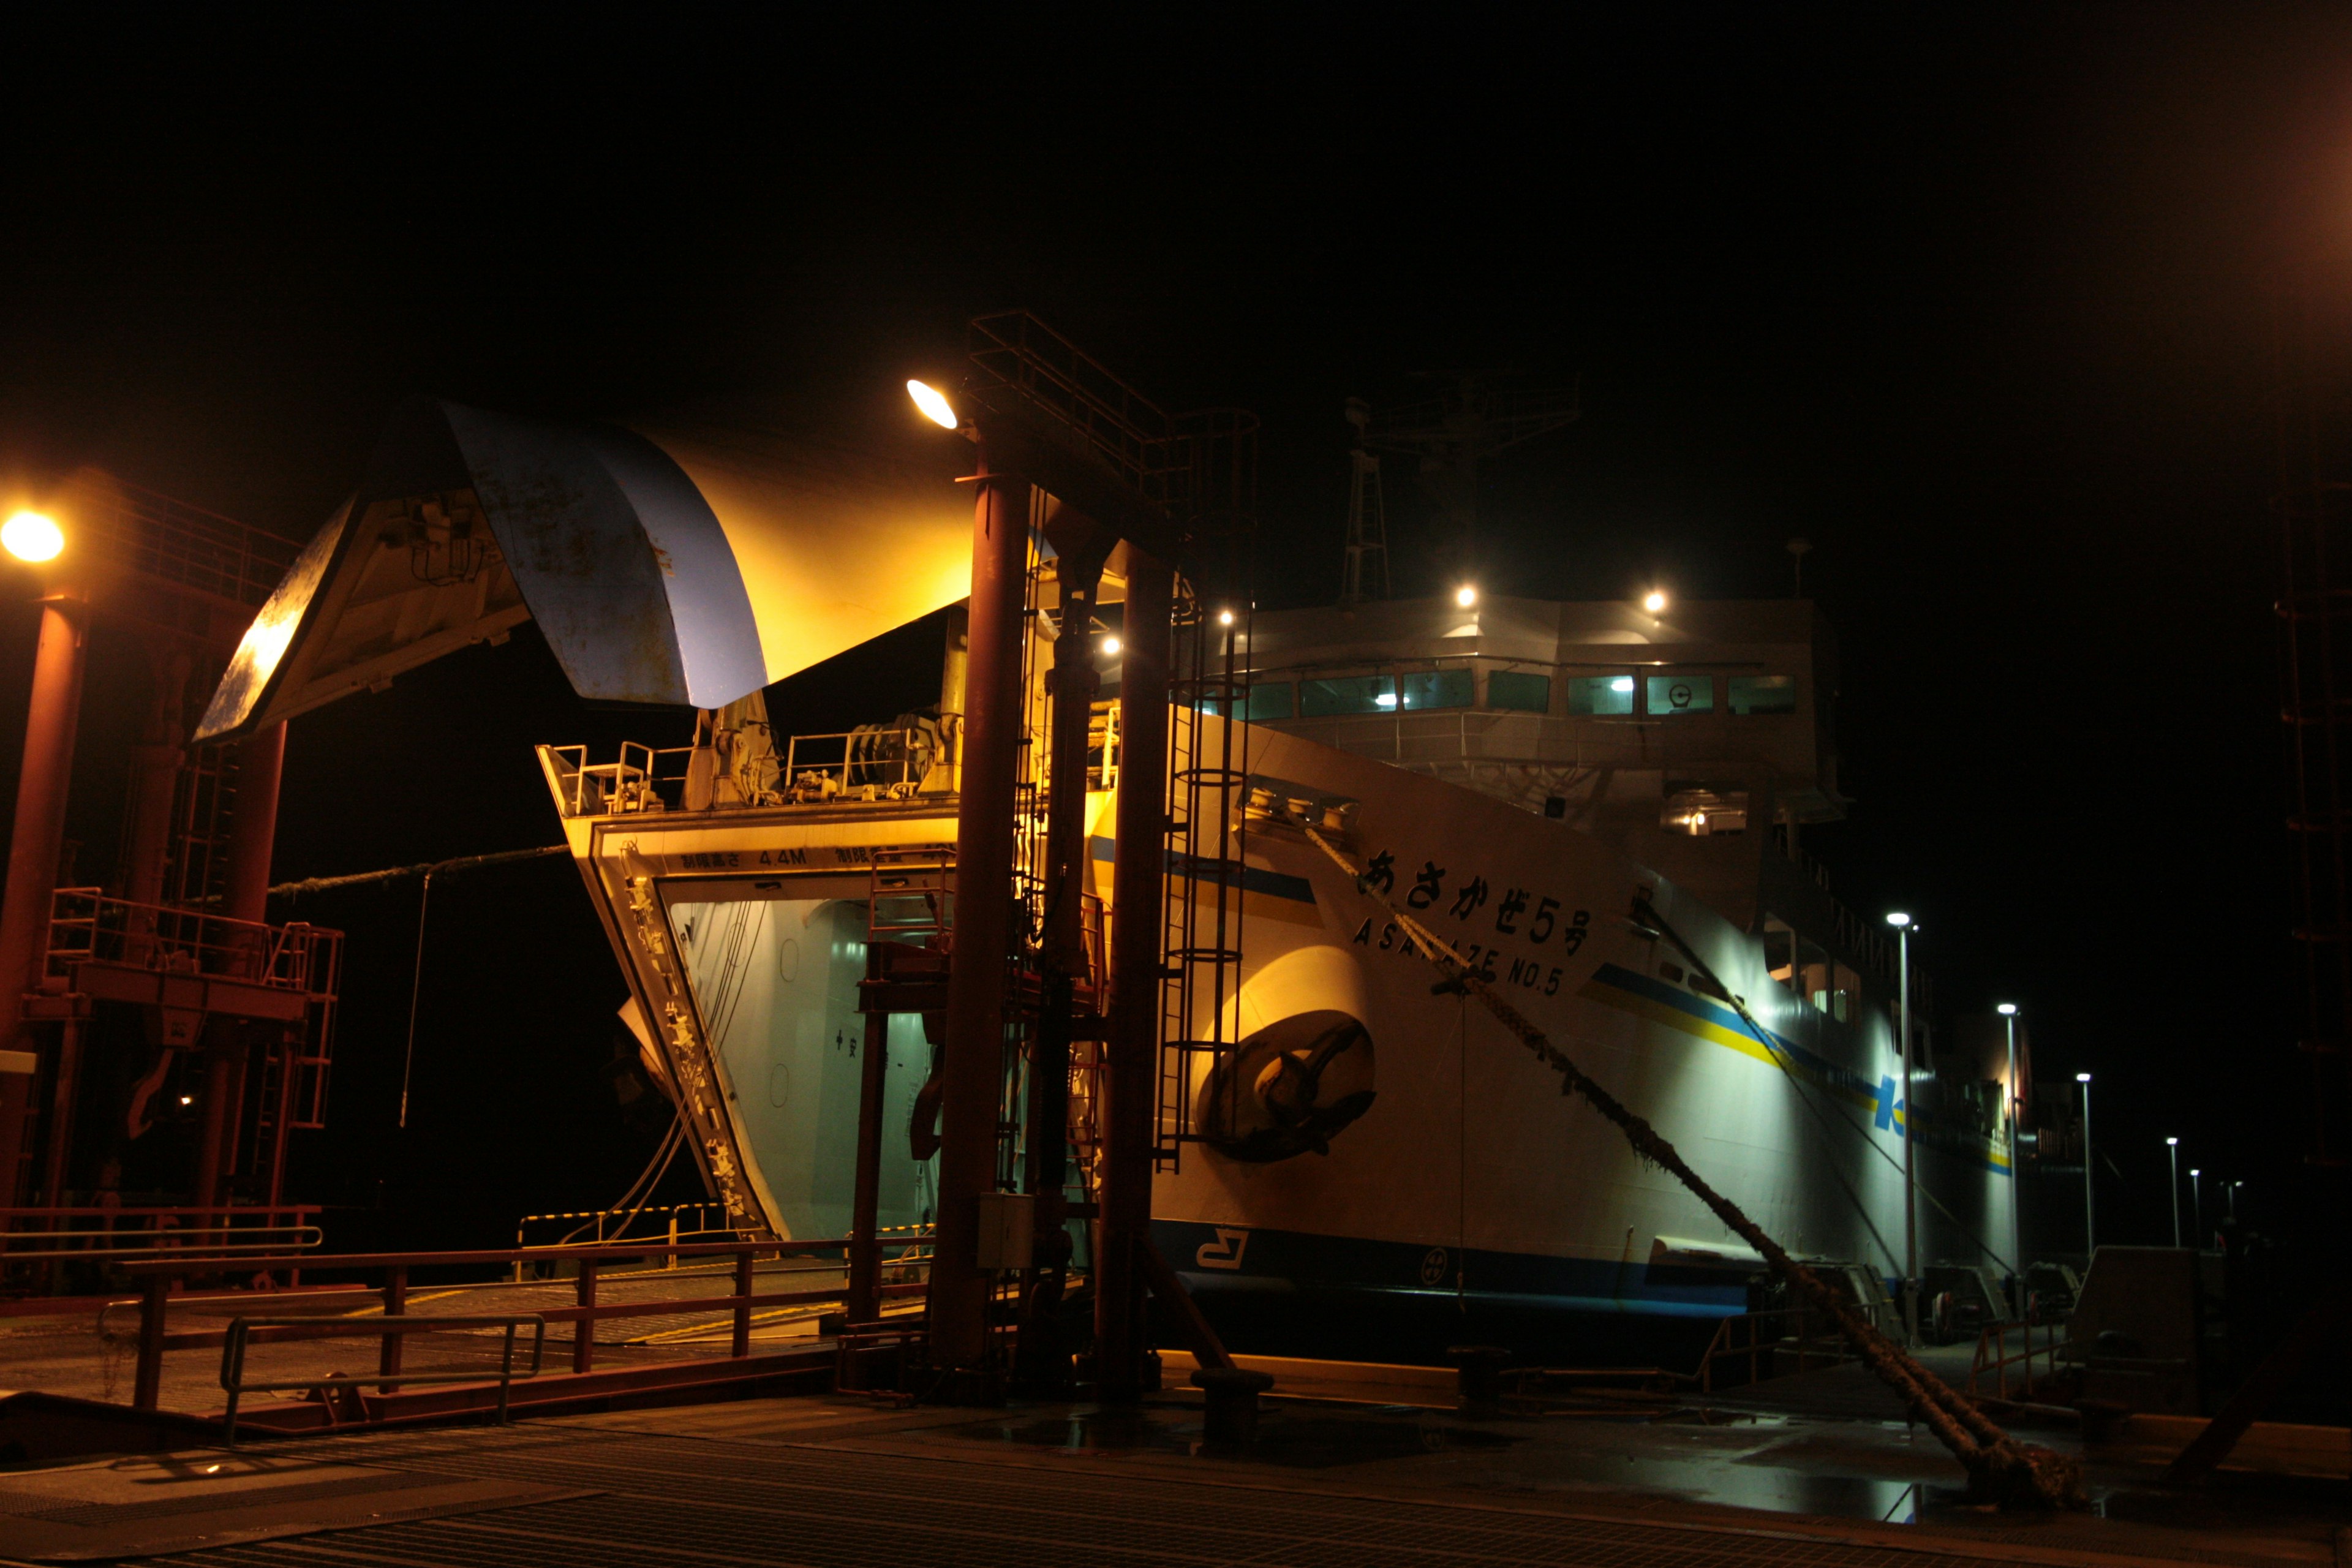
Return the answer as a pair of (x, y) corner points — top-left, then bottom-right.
(124, 1234), (933, 1412)
(221, 1313), (546, 1447)
(1696, 1303), (1858, 1393)
(1969, 1314), (2062, 1402)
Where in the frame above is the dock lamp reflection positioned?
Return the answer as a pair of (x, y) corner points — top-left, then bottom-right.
(2076, 1074), (2095, 1261)
(1886, 912), (1917, 1343)
(2, 511), (64, 564)
(1997, 1003), (2024, 1313)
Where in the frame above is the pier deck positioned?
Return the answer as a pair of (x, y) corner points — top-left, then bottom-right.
(2, 1379), (2340, 1567)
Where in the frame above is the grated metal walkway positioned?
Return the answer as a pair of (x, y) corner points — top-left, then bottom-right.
(121, 1419), (2135, 1568)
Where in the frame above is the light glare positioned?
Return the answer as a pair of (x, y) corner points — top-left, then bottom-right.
(1996, 1003), (2017, 1016)
(1884, 911), (1910, 929)
(2, 511), (64, 563)
(1643, 590), (1667, 614)
(907, 379), (959, 430)
(1101, 636), (1121, 656)
(1455, 584), (1477, 608)
(1217, 609), (1235, 627)
(2076, 1072), (2092, 1083)
(2166, 1136), (2178, 1145)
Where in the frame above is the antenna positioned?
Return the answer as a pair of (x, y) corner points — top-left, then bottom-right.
(1359, 373), (1579, 582)
(1340, 397), (1390, 608)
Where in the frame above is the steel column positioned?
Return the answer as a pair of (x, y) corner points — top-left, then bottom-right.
(924, 465), (1031, 1373)
(221, 721), (286, 925)
(1016, 548), (1104, 1388)
(846, 1005), (889, 1325)
(0, 597), (89, 1207)
(1098, 552), (1172, 1403)
(190, 720), (285, 1210)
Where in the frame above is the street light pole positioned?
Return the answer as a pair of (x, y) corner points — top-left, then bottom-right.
(2190, 1168), (2203, 1248)
(1997, 1003), (2025, 1316)
(2076, 1072), (2095, 1264)
(2229, 1181), (2241, 1224)
(1887, 913), (1917, 1344)
(2165, 1137), (2182, 1246)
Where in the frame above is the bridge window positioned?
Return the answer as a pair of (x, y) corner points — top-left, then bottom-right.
(1200, 683), (1293, 722)
(1399, 669), (1472, 709)
(1301, 674), (1395, 717)
(1567, 675), (1635, 715)
(1728, 675), (1796, 715)
(1646, 675), (1714, 715)
(1487, 669), (1551, 712)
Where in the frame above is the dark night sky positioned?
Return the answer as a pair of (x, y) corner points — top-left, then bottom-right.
(4, 5), (2351, 1246)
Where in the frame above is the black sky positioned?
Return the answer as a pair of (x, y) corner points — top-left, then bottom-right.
(4, 4), (2351, 1245)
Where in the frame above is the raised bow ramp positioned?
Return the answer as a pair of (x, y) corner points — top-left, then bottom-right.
(197, 398), (971, 739)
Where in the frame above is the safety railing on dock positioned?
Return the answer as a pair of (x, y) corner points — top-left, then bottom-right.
(1695, 1304), (1858, 1393)
(0, 1205), (320, 1262)
(1968, 1313), (2064, 1402)
(113, 1235), (932, 1415)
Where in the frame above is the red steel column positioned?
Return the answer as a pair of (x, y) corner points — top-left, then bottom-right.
(1097, 553), (1172, 1402)
(221, 721), (286, 925)
(924, 465), (1030, 1373)
(0, 596), (89, 1206)
(193, 720), (285, 1211)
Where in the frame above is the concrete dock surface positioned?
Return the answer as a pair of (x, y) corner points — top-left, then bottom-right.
(0, 1373), (2341, 1567)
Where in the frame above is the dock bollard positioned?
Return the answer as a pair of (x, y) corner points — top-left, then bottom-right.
(1191, 1365), (1275, 1447)
(1449, 1345), (1513, 1419)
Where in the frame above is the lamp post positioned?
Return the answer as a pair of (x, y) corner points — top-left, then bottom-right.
(1887, 912), (1917, 1344)
(1997, 1003), (2024, 1315)
(2166, 1137), (2182, 1247)
(2190, 1167), (2202, 1247)
(0, 511), (85, 1207)
(2076, 1072), (2095, 1264)
(2229, 1180), (2242, 1224)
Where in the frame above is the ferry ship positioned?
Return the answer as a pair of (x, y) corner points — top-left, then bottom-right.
(197, 392), (2022, 1364)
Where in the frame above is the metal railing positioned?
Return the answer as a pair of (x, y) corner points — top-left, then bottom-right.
(512, 1202), (736, 1275)
(0, 1205), (320, 1261)
(221, 1314), (545, 1447)
(62, 472), (306, 614)
(1968, 1314), (2065, 1403)
(44, 889), (341, 995)
(782, 729), (927, 795)
(1695, 1304), (1858, 1393)
(118, 1235), (932, 1414)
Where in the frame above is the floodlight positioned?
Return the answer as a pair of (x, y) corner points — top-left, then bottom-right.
(2, 511), (63, 563)
(1885, 911), (1910, 929)
(2076, 1072), (2092, 1084)
(907, 379), (959, 430)
(1455, 584), (1477, 608)
(1643, 590), (1668, 614)
(1997, 1003), (2018, 1016)
(1217, 609), (1234, 627)
(2166, 1136), (2178, 1146)
(1101, 636), (1121, 656)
